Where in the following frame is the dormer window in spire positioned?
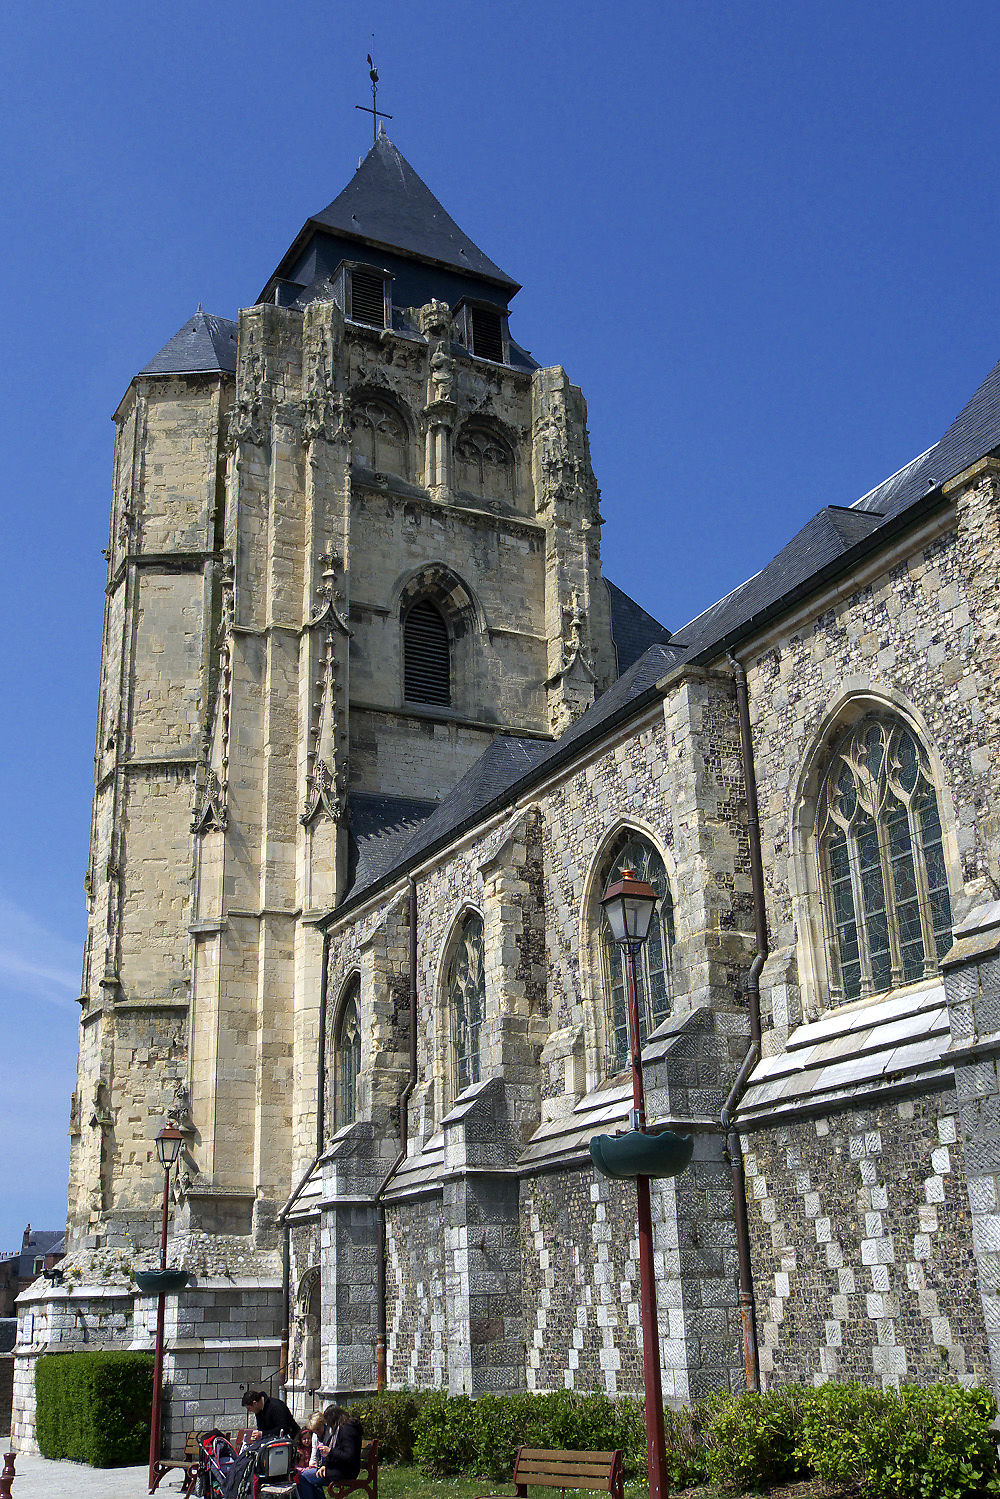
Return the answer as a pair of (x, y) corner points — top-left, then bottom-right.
(453, 299), (509, 366)
(331, 260), (392, 330)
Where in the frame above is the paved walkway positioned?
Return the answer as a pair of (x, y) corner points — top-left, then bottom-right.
(1, 1453), (193, 1498)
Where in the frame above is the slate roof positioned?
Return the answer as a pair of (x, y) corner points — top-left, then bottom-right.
(388, 736), (551, 870)
(606, 580), (672, 674)
(303, 132), (518, 293)
(139, 310), (238, 376)
(671, 505), (886, 656)
(346, 792), (438, 894)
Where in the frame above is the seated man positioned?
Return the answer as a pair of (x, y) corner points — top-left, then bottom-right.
(242, 1388), (302, 1443)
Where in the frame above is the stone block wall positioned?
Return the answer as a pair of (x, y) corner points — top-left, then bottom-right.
(742, 1093), (988, 1387)
(384, 1195), (447, 1388)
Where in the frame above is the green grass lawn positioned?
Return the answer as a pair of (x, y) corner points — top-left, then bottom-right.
(378, 1466), (720, 1499)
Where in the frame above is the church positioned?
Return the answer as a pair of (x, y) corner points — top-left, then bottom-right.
(12, 129), (1000, 1447)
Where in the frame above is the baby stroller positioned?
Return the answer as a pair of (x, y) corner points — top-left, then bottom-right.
(198, 1430), (297, 1499)
(195, 1432), (240, 1499)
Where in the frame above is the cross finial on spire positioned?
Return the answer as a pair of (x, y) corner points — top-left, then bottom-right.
(355, 35), (392, 146)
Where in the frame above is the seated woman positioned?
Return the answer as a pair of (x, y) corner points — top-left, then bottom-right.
(296, 1407), (362, 1499)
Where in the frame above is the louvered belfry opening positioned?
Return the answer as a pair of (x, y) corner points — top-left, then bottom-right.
(404, 600), (451, 706)
(350, 267), (386, 328)
(470, 307), (504, 363)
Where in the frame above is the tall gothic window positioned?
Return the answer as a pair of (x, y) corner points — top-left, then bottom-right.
(333, 977), (361, 1129)
(403, 600), (451, 706)
(599, 833), (674, 1075)
(818, 716), (953, 1004)
(447, 912), (485, 1095)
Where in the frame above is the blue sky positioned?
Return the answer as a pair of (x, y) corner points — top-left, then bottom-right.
(3, 0), (1000, 1249)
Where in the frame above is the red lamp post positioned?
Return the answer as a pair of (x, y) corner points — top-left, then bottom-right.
(148, 1120), (184, 1493)
(601, 868), (668, 1499)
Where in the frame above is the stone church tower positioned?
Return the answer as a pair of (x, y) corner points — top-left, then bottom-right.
(68, 130), (618, 1251)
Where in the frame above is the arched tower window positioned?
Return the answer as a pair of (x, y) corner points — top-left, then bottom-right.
(817, 716), (953, 1004)
(599, 832), (674, 1075)
(455, 425), (514, 502)
(333, 977), (361, 1129)
(447, 912), (485, 1095)
(403, 600), (451, 706)
(351, 397), (409, 478)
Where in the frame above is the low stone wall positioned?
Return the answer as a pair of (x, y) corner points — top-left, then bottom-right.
(12, 1277), (282, 1452)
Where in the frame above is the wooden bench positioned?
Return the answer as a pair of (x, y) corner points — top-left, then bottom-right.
(478, 1448), (624, 1499)
(149, 1429), (201, 1496)
(323, 1437), (379, 1499)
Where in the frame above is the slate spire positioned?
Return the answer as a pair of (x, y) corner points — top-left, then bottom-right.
(309, 132), (518, 291)
(139, 308), (238, 377)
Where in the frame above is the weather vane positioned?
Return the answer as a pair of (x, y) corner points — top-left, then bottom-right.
(355, 36), (392, 145)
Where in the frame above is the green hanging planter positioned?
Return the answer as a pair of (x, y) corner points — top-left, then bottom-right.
(589, 1129), (694, 1181)
(135, 1268), (191, 1295)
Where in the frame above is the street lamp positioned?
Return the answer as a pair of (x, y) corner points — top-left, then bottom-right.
(148, 1120), (184, 1493)
(601, 868), (668, 1499)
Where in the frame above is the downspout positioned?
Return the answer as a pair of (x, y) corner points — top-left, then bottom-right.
(278, 925), (332, 1394)
(375, 875), (419, 1390)
(723, 652), (767, 1392)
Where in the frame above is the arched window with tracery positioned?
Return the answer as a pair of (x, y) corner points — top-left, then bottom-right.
(351, 397), (409, 478)
(333, 976), (361, 1129)
(403, 600), (451, 706)
(818, 716), (953, 1004)
(454, 426), (514, 502)
(447, 912), (485, 1095)
(599, 832), (674, 1075)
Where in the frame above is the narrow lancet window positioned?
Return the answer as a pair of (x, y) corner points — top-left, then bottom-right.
(334, 978), (362, 1129)
(448, 912), (485, 1095)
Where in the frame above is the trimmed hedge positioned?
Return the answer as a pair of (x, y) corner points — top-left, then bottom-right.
(35, 1350), (154, 1466)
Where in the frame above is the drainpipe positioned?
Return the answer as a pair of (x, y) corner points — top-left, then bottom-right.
(723, 652), (767, 1392)
(374, 876), (419, 1390)
(278, 925), (332, 1394)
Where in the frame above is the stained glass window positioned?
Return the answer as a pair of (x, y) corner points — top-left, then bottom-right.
(817, 718), (953, 1004)
(448, 912), (485, 1095)
(599, 834), (674, 1075)
(334, 977), (361, 1129)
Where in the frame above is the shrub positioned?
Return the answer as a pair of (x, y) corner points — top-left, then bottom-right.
(796, 1381), (1000, 1499)
(349, 1388), (436, 1464)
(35, 1350), (154, 1466)
(413, 1392), (478, 1476)
(703, 1385), (808, 1492)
